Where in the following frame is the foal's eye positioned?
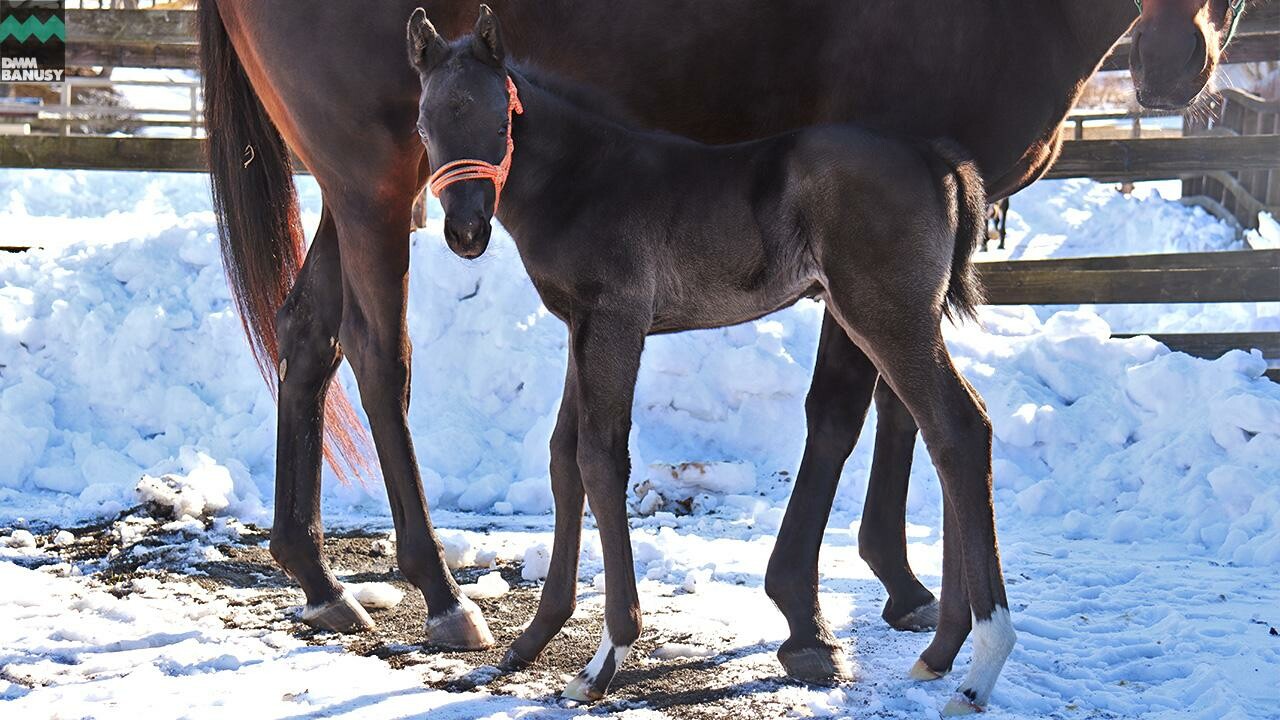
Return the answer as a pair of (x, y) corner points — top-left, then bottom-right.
(498, 123), (509, 136)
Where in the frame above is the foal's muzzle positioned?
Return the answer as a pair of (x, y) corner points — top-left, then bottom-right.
(444, 213), (492, 259)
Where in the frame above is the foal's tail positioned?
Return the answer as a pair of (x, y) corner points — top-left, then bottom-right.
(921, 138), (986, 323)
(198, 0), (373, 483)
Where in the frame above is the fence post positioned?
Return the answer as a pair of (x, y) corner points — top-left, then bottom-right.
(189, 85), (199, 138)
(60, 82), (71, 137)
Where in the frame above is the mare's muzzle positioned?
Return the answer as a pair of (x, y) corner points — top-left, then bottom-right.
(1130, 15), (1211, 109)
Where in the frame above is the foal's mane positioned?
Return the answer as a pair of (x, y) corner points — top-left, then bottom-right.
(509, 61), (645, 132)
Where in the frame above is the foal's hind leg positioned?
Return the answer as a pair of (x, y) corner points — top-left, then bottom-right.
(503, 361), (586, 668)
(839, 315), (1013, 714)
(271, 206), (372, 631)
(766, 314), (874, 683)
(332, 192), (492, 650)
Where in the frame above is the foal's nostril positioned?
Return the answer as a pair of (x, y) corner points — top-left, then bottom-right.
(444, 216), (489, 258)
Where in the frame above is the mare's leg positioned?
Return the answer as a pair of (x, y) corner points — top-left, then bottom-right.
(271, 206), (372, 631)
(332, 190), (493, 649)
(861, 383), (940, 630)
(560, 309), (647, 702)
(765, 313), (875, 683)
(503, 361), (586, 668)
(832, 309), (1013, 715)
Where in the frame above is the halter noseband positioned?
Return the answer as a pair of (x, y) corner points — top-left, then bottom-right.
(428, 75), (524, 211)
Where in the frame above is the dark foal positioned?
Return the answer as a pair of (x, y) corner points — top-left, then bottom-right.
(410, 9), (1009, 713)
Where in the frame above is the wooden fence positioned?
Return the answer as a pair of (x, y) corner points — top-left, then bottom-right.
(977, 250), (1280, 382)
(1183, 90), (1280, 230)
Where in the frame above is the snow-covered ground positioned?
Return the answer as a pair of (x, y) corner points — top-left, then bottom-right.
(1, 169), (1278, 718)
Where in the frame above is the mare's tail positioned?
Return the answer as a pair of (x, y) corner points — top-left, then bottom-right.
(198, 0), (373, 482)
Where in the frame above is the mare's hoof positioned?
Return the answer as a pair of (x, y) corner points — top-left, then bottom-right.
(778, 645), (857, 685)
(425, 596), (495, 650)
(499, 646), (536, 671)
(561, 674), (604, 703)
(941, 693), (984, 716)
(886, 598), (940, 632)
(300, 589), (376, 633)
(908, 657), (948, 681)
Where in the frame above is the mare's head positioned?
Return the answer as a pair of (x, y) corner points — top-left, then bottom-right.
(408, 5), (515, 259)
(1130, 0), (1246, 109)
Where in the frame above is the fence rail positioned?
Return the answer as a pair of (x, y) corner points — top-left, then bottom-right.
(1042, 134), (1280, 181)
(6, 132), (1275, 182)
(977, 250), (1280, 305)
(977, 250), (1280, 381)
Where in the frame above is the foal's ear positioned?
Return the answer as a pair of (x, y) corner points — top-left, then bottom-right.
(471, 4), (505, 68)
(407, 7), (448, 70)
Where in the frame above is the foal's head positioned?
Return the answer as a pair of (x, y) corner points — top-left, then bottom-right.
(1130, 0), (1246, 109)
(408, 5), (515, 259)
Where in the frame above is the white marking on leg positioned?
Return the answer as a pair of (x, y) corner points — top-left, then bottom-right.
(584, 626), (631, 681)
(954, 606), (1016, 709)
(562, 626), (631, 701)
(278, 357), (288, 382)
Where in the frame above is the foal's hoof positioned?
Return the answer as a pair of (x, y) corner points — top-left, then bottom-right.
(777, 645), (856, 685)
(561, 673), (605, 703)
(886, 598), (940, 632)
(908, 657), (948, 681)
(425, 596), (495, 650)
(941, 693), (985, 716)
(300, 589), (376, 633)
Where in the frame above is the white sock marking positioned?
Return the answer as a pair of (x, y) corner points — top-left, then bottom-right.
(958, 606), (1015, 707)
(581, 626), (631, 683)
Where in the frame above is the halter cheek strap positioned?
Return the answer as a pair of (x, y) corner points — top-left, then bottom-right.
(428, 75), (524, 211)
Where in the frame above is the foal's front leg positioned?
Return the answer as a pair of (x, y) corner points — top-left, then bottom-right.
(503, 361), (586, 669)
(560, 309), (648, 702)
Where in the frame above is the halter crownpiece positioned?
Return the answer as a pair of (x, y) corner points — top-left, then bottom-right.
(428, 75), (524, 211)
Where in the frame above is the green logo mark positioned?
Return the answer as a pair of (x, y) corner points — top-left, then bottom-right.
(0, 14), (64, 44)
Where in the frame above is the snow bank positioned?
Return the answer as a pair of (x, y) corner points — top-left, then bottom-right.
(1, 169), (1277, 566)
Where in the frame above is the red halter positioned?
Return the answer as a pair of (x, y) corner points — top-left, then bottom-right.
(428, 75), (524, 211)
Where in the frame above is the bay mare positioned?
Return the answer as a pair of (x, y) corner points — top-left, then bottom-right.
(409, 7), (1009, 710)
(197, 0), (1243, 691)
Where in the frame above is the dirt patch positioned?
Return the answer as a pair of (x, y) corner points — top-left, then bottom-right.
(12, 519), (826, 718)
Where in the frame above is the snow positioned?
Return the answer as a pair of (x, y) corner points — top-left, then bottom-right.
(460, 571), (511, 600)
(350, 582), (405, 610)
(3, 529), (36, 549)
(1, 168), (1278, 717)
(521, 543), (551, 581)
